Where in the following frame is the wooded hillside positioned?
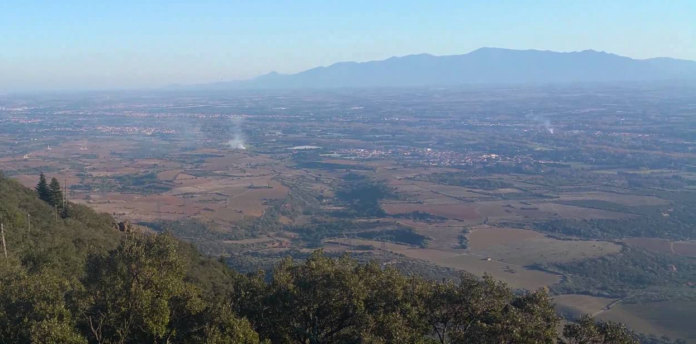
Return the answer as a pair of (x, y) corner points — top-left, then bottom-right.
(0, 172), (637, 344)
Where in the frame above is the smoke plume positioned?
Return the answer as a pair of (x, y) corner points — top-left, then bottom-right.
(541, 118), (554, 134)
(227, 116), (247, 150)
(528, 112), (554, 134)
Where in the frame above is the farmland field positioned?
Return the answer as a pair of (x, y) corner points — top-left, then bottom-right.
(467, 226), (622, 265)
(625, 237), (696, 257)
(3, 85), (696, 342)
(553, 294), (617, 317)
(329, 238), (561, 290)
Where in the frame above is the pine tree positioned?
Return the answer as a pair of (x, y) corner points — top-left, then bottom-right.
(49, 178), (63, 208)
(35, 173), (52, 204)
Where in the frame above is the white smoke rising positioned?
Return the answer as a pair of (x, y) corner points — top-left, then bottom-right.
(542, 118), (554, 134)
(528, 112), (555, 134)
(228, 136), (246, 150)
(227, 116), (247, 150)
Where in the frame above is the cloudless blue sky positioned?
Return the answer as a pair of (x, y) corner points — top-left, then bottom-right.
(1, 0), (694, 91)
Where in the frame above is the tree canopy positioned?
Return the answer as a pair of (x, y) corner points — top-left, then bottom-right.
(49, 177), (64, 208)
(35, 172), (51, 205)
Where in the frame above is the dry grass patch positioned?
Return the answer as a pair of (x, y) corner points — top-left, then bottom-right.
(330, 238), (560, 290)
(467, 226), (542, 250)
(554, 294), (617, 316)
(673, 242), (696, 257)
(598, 301), (696, 342)
(468, 225), (621, 265)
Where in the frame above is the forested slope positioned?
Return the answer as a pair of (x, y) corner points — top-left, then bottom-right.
(0, 172), (637, 344)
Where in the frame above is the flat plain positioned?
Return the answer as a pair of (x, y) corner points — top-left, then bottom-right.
(2, 85), (695, 342)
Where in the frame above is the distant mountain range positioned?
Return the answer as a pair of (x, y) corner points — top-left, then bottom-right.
(190, 48), (696, 89)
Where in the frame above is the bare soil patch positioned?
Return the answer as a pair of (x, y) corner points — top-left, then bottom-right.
(467, 226), (542, 250)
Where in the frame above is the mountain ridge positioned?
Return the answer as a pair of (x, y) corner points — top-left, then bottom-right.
(188, 48), (696, 89)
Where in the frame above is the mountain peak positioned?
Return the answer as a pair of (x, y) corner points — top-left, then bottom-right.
(468, 47), (509, 54)
(199, 48), (696, 89)
(578, 49), (613, 55)
(252, 71), (285, 81)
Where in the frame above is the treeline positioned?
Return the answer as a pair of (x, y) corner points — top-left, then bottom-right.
(113, 172), (174, 194)
(334, 175), (395, 217)
(527, 207), (696, 241)
(390, 211), (448, 223)
(414, 172), (513, 190)
(224, 249), (458, 282)
(0, 236), (639, 344)
(529, 146), (687, 171)
(537, 247), (696, 303)
(288, 219), (419, 248)
(517, 191), (696, 241)
(355, 228), (429, 247)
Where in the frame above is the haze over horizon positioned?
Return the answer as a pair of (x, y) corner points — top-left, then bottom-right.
(1, 0), (695, 91)
(2, 3), (696, 341)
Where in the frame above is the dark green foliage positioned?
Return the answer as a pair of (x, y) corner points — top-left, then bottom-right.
(356, 228), (429, 247)
(458, 228), (470, 249)
(191, 303), (266, 344)
(620, 172), (690, 190)
(224, 250), (459, 282)
(636, 333), (688, 344)
(391, 211), (447, 223)
(288, 219), (417, 248)
(289, 219), (364, 246)
(342, 172), (368, 181)
(418, 274), (559, 344)
(0, 172), (643, 344)
(335, 178), (394, 217)
(112, 172), (174, 194)
(560, 315), (638, 344)
(525, 198), (696, 241)
(0, 173), (120, 275)
(49, 177), (63, 208)
(0, 262), (85, 344)
(78, 233), (263, 344)
(35, 172), (51, 204)
(527, 214), (696, 241)
(539, 247), (696, 302)
(245, 204), (283, 236)
(416, 172), (514, 190)
(34, 174), (64, 208)
(276, 181), (323, 218)
(226, 180), (323, 241)
(231, 252), (566, 344)
(81, 233), (201, 343)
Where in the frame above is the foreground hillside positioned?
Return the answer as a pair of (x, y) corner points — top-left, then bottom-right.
(0, 172), (638, 344)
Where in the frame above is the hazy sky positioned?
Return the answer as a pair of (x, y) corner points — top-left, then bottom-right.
(1, 0), (694, 91)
